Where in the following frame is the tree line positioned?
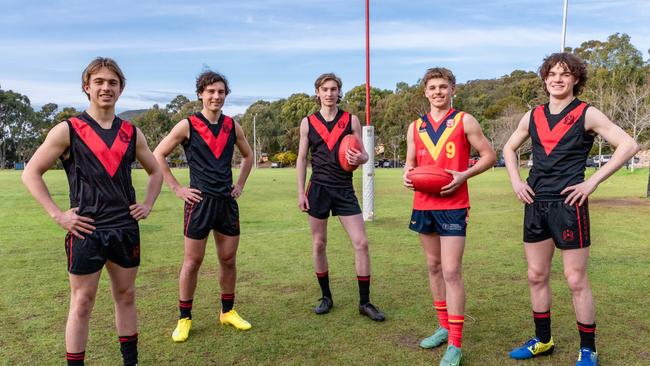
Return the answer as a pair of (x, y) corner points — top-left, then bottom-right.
(2, 33), (648, 172)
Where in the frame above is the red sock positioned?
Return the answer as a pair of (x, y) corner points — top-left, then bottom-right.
(448, 314), (465, 347)
(434, 300), (449, 330)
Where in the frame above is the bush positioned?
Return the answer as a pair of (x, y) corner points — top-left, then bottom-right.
(272, 151), (298, 166)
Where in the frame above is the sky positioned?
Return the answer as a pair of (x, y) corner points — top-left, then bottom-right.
(1, 0), (649, 115)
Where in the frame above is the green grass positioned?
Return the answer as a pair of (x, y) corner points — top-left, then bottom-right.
(1, 167), (649, 365)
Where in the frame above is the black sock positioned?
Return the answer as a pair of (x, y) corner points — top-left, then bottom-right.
(179, 299), (193, 319)
(66, 351), (85, 366)
(357, 275), (370, 305)
(316, 271), (332, 299)
(119, 334), (138, 366)
(533, 310), (552, 343)
(577, 321), (596, 351)
(221, 293), (235, 313)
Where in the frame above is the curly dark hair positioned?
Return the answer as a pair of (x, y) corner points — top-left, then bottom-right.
(196, 71), (231, 96)
(538, 52), (588, 96)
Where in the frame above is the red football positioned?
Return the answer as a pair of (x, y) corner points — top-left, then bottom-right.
(407, 166), (453, 195)
(338, 134), (362, 172)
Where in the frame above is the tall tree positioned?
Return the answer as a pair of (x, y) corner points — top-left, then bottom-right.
(0, 88), (36, 167)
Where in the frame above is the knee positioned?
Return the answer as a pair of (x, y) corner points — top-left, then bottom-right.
(442, 266), (462, 284)
(353, 238), (369, 253)
(527, 268), (550, 287)
(113, 285), (136, 305)
(183, 256), (204, 273)
(427, 261), (442, 277)
(564, 269), (588, 293)
(70, 292), (95, 319)
(219, 253), (237, 269)
(312, 238), (327, 254)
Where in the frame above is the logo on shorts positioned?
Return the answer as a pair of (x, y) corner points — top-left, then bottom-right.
(133, 245), (140, 258)
(222, 124), (232, 133)
(410, 220), (417, 224)
(442, 223), (463, 231)
(118, 129), (130, 143)
(562, 229), (575, 242)
(446, 119), (455, 128)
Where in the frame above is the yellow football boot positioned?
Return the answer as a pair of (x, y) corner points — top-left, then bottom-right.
(172, 317), (192, 342)
(219, 309), (252, 330)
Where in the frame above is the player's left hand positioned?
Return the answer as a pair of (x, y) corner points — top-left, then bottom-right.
(130, 203), (152, 220)
(440, 169), (468, 196)
(231, 184), (244, 199)
(561, 180), (597, 206)
(345, 147), (366, 166)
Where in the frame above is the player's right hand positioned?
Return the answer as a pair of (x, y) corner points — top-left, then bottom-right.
(298, 193), (309, 212)
(55, 207), (95, 239)
(402, 166), (414, 190)
(176, 186), (202, 204)
(511, 180), (535, 204)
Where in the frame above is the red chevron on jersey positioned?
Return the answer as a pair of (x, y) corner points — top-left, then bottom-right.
(189, 114), (234, 160)
(533, 102), (588, 155)
(69, 117), (134, 177)
(308, 112), (351, 150)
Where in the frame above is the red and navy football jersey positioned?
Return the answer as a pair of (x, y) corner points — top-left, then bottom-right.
(182, 112), (236, 198)
(307, 110), (354, 188)
(62, 112), (137, 229)
(527, 98), (594, 200)
(412, 109), (471, 210)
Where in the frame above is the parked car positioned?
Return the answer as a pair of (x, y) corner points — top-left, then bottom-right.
(592, 154), (612, 165)
(585, 157), (597, 167)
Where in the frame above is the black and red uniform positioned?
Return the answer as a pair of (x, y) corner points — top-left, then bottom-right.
(306, 110), (361, 219)
(182, 112), (240, 239)
(63, 112), (140, 274)
(525, 98), (594, 249)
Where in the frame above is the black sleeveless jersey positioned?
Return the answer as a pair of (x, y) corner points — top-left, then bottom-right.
(62, 112), (137, 229)
(527, 98), (594, 200)
(182, 112), (236, 198)
(307, 110), (354, 188)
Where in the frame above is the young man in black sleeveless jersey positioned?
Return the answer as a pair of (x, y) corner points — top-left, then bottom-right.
(503, 53), (639, 366)
(296, 73), (385, 321)
(153, 71), (254, 342)
(22, 57), (163, 366)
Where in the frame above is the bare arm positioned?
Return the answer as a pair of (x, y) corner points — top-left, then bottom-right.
(402, 122), (416, 190)
(130, 127), (163, 220)
(231, 122), (253, 198)
(153, 119), (202, 204)
(503, 111), (535, 204)
(296, 117), (310, 211)
(440, 114), (496, 195)
(345, 114), (369, 165)
(561, 106), (640, 205)
(21, 122), (96, 238)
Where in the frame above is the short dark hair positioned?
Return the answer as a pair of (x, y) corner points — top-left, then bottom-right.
(81, 57), (126, 99)
(421, 67), (456, 88)
(538, 52), (588, 96)
(196, 71), (231, 96)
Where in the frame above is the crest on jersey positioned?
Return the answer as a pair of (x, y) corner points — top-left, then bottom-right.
(118, 129), (130, 143)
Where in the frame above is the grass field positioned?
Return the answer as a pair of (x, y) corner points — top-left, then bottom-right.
(1, 167), (649, 365)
